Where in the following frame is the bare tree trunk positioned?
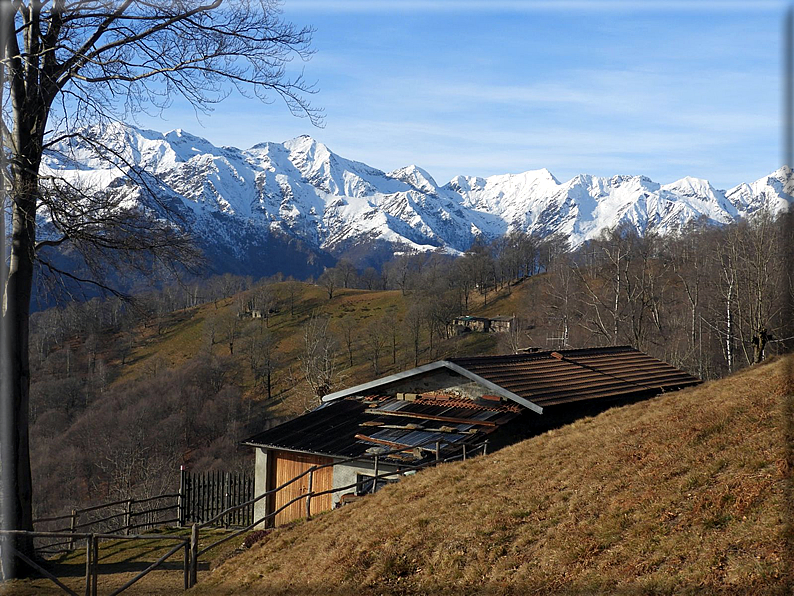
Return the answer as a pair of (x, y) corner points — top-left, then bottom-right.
(613, 246), (621, 344)
(3, 172), (38, 573)
(726, 276), (734, 373)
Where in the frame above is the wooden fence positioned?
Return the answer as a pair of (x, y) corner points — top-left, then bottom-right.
(30, 468), (255, 556)
(32, 494), (181, 555)
(8, 441), (486, 592)
(179, 469), (254, 528)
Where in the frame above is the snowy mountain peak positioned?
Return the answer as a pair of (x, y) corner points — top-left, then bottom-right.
(283, 134), (326, 155)
(535, 168), (560, 184)
(387, 165), (439, 193)
(663, 176), (716, 194)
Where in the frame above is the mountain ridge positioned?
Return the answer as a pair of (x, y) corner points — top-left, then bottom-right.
(41, 122), (792, 274)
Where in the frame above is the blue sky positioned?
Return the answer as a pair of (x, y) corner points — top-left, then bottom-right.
(135, 0), (785, 190)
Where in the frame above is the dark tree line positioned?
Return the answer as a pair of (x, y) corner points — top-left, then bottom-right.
(30, 351), (251, 520)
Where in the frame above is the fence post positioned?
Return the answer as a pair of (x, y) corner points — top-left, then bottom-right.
(70, 509), (78, 550)
(84, 535), (91, 596)
(435, 441), (440, 461)
(91, 535), (99, 596)
(178, 465), (186, 527)
(483, 439), (489, 456)
(125, 499), (134, 535)
(183, 540), (190, 590)
(223, 472), (230, 528)
(189, 524), (199, 587)
(305, 468), (314, 519)
(372, 456), (379, 494)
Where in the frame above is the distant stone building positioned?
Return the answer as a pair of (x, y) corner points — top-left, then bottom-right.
(488, 316), (515, 333)
(451, 316), (491, 333)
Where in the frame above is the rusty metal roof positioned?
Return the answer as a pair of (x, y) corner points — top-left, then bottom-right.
(414, 393), (521, 413)
(242, 393), (518, 462)
(450, 346), (701, 408)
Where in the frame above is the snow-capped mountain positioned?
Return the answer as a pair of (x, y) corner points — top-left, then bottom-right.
(41, 122), (792, 276)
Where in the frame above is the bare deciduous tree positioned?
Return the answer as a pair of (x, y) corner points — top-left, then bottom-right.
(364, 317), (389, 376)
(300, 312), (337, 406)
(318, 268), (337, 300)
(360, 266), (379, 291)
(403, 305), (424, 367)
(282, 279), (302, 317)
(544, 253), (578, 348)
(338, 315), (356, 368)
(245, 329), (278, 400)
(0, 0), (319, 572)
(336, 259), (357, 289)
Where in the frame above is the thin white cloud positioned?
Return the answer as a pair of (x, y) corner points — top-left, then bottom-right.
(285, 0), (784, 13)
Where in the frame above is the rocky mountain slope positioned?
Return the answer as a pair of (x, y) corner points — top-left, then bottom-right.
(41, 122), (792, 274)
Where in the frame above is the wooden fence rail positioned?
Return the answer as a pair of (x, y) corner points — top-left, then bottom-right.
(0, 530), (189, 595)
(33, 494), (182, 555)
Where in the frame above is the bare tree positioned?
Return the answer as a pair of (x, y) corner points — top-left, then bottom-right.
(245, 329), (278, 400)
(318, 268), (338, 300)
(336, 259), (357, 289)
(282, 279), (302, 317)
(544, 254), (578, 348)
(503, 316), (528, 354)
(221, 311), (239, 356)
(403, 304), (424, 367)
(363, 317), (389, 376)
(360, 266), (379, 290)
(712, 229), (739, 373)
(386, 254), (414, 296)
(670, 222), (709, 375)
(452, 257), (477, 313)
(300, 312), (337, 406)
(724, 212), (786, 366)
(575, 226), (632, 345)
(251, 282), (278, 327)
(338, 315), (357, 368)
(1, 0), (319, 568)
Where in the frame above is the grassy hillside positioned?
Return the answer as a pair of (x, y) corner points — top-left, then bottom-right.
(110, 281), (507, 417)
(194, 355), (793, 595)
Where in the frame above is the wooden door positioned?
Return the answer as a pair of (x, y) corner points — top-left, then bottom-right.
(271, 450), (334, 525)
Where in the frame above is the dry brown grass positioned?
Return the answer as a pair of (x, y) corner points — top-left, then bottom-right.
(194, 355), (793, 596)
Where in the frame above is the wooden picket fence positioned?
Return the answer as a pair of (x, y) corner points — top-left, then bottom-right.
(179, 468), (254, 528)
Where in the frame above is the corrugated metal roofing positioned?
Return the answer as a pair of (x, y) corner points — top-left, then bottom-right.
(450, 346), (701, 408)
(414, 394), (522, 413)
(242, 393), (519, 462)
